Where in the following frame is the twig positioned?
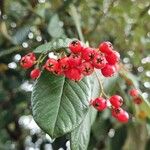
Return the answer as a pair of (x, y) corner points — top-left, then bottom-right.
(0, 46), (22, 58)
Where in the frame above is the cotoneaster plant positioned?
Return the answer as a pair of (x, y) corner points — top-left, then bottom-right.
(20, 38), (146, 150)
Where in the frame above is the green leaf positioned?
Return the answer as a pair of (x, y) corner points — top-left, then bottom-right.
(31, 71), (91, 138)
(12, 26), (30, 44)
(34, 38), (76, 53)
(48, 14), (64, 38)
(70, 73), (100, 150)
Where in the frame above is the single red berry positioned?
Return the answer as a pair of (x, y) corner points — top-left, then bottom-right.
(91, 97), (107, 111)
(68, 53), (82, 68)
(58, 57), (70, 72)
(26, 52), (36, 61)
(112, 108), (129, 123)
(117, 110), (129, 123)
(20, 56), (34, 69)
(101, 64), (116, 77)
(65, 68), (83, 81)
(80, 62), (94, 76)
(99, 41), (113, 54)
(92, 53), (107, 69)
(44, 58), (58, 72)
(54, 63), (63, 75)
(112, 108), (123, 118)
(81, 47), (96, 61)
(129, 89), (139, 97)
(133, 97), (142, 105)
(69, 40), (83, 53)
(30, 68), (41, 79)
(109, 95), (123, 108)
(105, 50), (120, 65)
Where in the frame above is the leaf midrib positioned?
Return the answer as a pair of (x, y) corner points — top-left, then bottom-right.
(52, 76), (66, 136)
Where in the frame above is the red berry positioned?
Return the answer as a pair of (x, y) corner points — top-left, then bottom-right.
(58, 57), (70, 72)
(129, 89), (139, 97)
(99, 41), (113, 54)
(117, 110), (129, 123)
(69, 40), (83, 53)
(26, 52), (36, 61)
(81, 47), (96, 61)
(105, 50), (120, 65)
(101, 64), (116, 77)
(109, 95), (123, 108)
(80, 62), (94, 76)
(112, 108), (129, 123)
(91, 97), (107, 111)
(65, 68), (83, 81)
(30, 68), (41, 79)
(92, 53), (107, 69)
(20, 56), (34, 69)
(44, 58), (58, 72)
(112, 108), (123, 118)
(68, 53), (82, 68)
(133, 97), (142, 105)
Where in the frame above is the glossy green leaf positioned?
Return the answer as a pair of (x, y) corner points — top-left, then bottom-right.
(31, 71), (91, 138)
(70, 73), (100, 150)
(34, 38), (76, 53)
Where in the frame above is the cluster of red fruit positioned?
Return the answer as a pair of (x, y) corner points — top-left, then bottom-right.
(129, 88), (142, 104)
(20, 40), (120, 80)
(91, 95), (129, 123)
(20, 52), (41, 79)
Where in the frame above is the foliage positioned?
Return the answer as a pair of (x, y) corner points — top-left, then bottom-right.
(0, 0), (150, 150)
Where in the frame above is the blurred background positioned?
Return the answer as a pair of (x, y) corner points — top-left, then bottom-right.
(0, 0), (150, 150)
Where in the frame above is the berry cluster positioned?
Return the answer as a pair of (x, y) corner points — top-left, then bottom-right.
(91, 95), (129, 123)
(129, 88), (142, 104)
(20, 52), (41, 79)
(20, 40), (120, 81)
(44, 40), (120, 81)
(20, 40), (130, 123)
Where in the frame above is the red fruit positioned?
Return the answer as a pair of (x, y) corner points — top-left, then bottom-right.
(26, 52), (36, 61)
(54, 63), (63, 75)
(91, 97), (107, 111)
(58, 57), (70, 72)
(68, 53), (82, 68)
(44, 58), (58, 72)
(112, 108), (129, 123)
(101, 64), (116, 77)
(69, 40), (83, 53)
(112, 108), (123, 118)
(65, 68), (83, 81)
(99, 41), (113, 54)
(80, 62), (94, 76)
(30, 68), (41, 79)
(20, 56), (34, 69)
(117, 110), (129, 123)
(109, 95), (123, 108)
(105, 50), (120, 65)
(129, 89), (139, 97)
(133, 97), (142, 105)
(92, 53), (107, 69)
(81, 47), (96, 61)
